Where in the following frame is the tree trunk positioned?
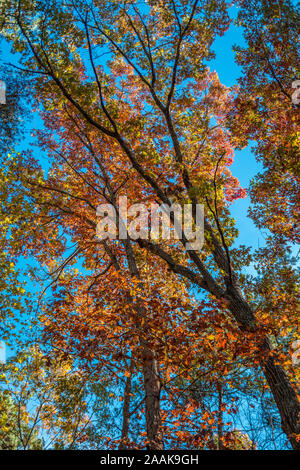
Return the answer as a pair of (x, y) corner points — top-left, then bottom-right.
(261, 338), (300, 450)
(122, 238), (163, 449)
(227, 284), (300, 450)
(142, 345), (163, 450)
(119, 356), (134, 449)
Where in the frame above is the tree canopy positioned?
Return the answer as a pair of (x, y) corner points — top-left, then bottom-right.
(0, 0), (299, 451)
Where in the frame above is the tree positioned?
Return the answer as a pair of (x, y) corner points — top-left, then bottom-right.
(0, 346), (114, 449)
(231, 0), (299, 243)
(0, 48), (33, 344)
(1, 0), (299, 449)
(0, 390), (43, 449)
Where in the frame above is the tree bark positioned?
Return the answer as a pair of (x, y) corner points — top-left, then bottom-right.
(119, 356), (134, 450)
(261, 337), (300, 450)
(142, 344), (163, 450)
(122, 238), (163, 450)
(227, 284), (300, 450)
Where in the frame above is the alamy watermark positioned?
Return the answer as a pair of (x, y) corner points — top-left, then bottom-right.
(96, 197), (204, 251)
(0, 80), (6, 105)
(291, 340), (300, 366)
(0, 341), (6, 364)
(292, 80), (300, 105)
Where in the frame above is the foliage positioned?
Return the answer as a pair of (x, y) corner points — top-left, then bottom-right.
(0, 346), (114, 449)
(231, 0), (300, 243)
(0, 0), (298, 450)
